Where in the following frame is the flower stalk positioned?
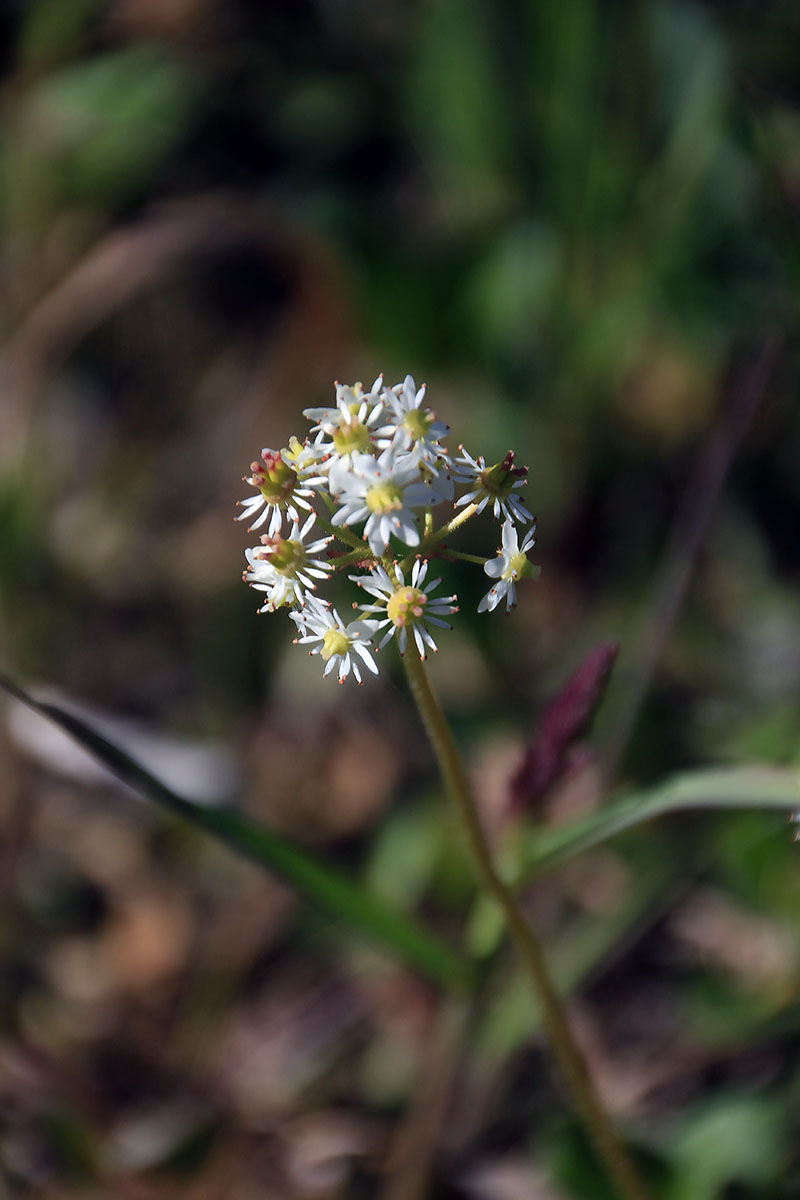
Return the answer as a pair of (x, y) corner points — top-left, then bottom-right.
(401, 647), (652, 1200)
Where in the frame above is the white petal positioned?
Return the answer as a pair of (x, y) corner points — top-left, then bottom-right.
(501, 520), (518, 555)
(353, 643), (379, 674)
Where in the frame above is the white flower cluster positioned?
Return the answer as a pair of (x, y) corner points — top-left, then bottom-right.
(237, 375), (539, 682)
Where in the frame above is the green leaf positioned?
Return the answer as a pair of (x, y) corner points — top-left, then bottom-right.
(521, 766), (800, 881)
(0, 673), (471, 993)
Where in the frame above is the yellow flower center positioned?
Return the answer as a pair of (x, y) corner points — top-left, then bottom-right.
(386, 586), (428, 627)
(403, 408), (434, 440)
(262, 537), (307, 576)
(321, 628), (350, 660)
(504, 552), (533, 581)
(365, 481), (404, 513)
(255, 452), (298, 504)
(333, 419), (372, 455)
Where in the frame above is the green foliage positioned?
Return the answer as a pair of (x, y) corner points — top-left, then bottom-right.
(521, 766), (800, 879)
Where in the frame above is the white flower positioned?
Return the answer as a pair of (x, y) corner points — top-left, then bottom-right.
(330, 447), (436, 556)
(289, 594), (380, 683)
(478, 519), (539, 613)
(236, 446), (323, 535)
(304, 377), (386, 468)
(244, 514), (333, 611)
(453, 448), (532, 526)
(351, 559), (458, 658)
(377, 374), (450, 467)
(423, 455), (455, 502)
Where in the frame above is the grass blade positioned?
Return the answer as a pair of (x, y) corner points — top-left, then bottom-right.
(521, 766), (800, 880)
(0, 672), (472, 992)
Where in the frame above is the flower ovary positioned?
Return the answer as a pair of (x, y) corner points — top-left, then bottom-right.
(322, 628), (351, 660)
(480, 450), (528, 498)
(253, 450), (299, 504)
(365, 480), (404, 514)
(387, 586), (428, 627)
(333, 420), (373, 455)
(260, 535), (308, 576)
(403, 408), (435, 440)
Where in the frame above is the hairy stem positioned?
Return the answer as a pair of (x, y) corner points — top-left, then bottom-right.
(314, 515), (371, 555)
(401, 649), (652, 1200)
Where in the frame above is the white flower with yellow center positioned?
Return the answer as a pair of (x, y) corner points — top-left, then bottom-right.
(236, 444), (324, 535)
(330, 448), (436, 557)
(304, 377), (385, 468)
(244, 514), (332, 612)
(290, 595), (379, 683)
(378, 374), (450, 468)
(351, 559), (458, 658)
(454, 448), (533, 526)
(478, 519), (539, 613)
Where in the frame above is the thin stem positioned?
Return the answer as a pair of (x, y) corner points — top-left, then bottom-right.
(401, 649), (652, 1200)
(329, 548), (373, 570)
(433, 547), (488, 566)
(399, 502), (482, 572)
(314, 514), (371, 555)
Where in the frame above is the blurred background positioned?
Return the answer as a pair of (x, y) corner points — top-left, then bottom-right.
(1, 0), (800, 1196)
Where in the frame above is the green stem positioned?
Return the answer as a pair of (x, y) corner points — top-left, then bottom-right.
(401, 649), (652, 1200)
(433, 548), (488, 566)
(330, 548), (374, 570)
(400, 502), (482, 572)
(315, 515), (371, 555)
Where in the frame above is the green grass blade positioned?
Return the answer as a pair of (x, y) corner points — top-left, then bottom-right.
(521, 766), (800, 880)
(0, 672), (471, 992)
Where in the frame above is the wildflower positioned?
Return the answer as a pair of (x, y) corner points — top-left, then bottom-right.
(304, 378), (386, 467)
(478, 519), (539, 613)
(330, 447), (436, 556)
(237, 446), (322, 535)
(290, 594), (379, 683)
(453, 449), (532, 526)
(244, 514), (332, 611)
(238, 372), (541, 670)
(352, 559), (458, 658)
(378, 374), (450, 466)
